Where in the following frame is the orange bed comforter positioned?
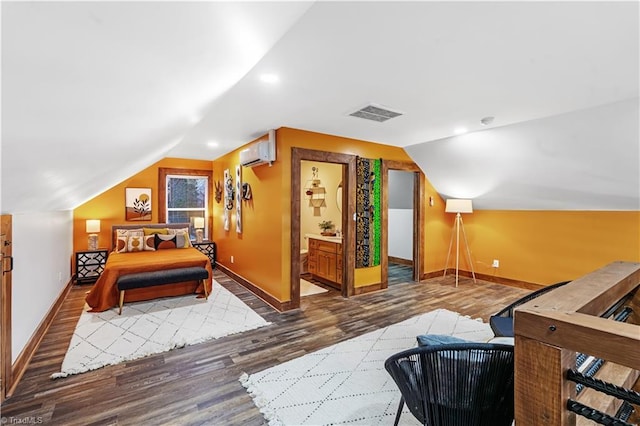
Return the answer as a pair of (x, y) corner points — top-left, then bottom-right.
(85, 248), (213, 312)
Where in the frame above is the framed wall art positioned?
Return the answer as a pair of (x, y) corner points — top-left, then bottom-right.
(125, 187), (152, 221)
(235, 165), (242, 233)
(223, 169), (231, 231)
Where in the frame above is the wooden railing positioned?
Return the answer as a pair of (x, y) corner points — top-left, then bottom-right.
(514, 261), (640, 425)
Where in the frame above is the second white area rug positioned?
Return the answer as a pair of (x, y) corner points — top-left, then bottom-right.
(53, 282), (270, 379)
(240, 308), (493, 426)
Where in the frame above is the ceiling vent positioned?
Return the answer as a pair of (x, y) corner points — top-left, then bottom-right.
(349, 104), (403, 122)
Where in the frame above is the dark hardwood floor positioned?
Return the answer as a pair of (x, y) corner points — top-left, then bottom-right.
(388, 261), (414, 285)
(1, 270), (530, 425)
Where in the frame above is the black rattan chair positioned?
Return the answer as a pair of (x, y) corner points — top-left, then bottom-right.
(489, 281), (570, 337)
(384, 343), (515, 426)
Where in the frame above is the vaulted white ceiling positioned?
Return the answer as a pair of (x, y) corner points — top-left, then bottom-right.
(2, 1), (638, 213)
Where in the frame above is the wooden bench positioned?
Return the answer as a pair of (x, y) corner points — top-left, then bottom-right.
(116, 266), (209, 314)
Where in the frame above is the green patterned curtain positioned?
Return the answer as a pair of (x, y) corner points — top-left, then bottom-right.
(356, 158), (381, 268)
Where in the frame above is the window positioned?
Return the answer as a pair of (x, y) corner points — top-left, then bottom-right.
(167, 175), (208, 237)
(158, 168), (213, 240)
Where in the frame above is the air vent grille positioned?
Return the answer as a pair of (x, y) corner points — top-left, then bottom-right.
(349, 104), (403, 122)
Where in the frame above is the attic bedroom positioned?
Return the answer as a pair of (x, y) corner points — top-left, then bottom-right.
(1, 1), (638, 424)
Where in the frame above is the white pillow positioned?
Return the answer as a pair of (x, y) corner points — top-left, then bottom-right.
(115, 236), (128, 253)
(168, 227), (192, 247)
(113, 228), (143, 253)
(127, 235), (145, 252)
(143, 234), (156, 251)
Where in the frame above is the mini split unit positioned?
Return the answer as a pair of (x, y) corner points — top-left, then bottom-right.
(239, 129), (276, 167)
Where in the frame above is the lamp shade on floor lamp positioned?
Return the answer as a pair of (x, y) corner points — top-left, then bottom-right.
(445, 199), (473, 214)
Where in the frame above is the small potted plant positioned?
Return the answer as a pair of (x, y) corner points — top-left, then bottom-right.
(318, 220), (335, 236)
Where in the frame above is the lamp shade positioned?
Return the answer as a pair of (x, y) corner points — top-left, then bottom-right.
(86, 219), (101, 233)
(445, 199), (473, 214)
(194, 217), (205, 229)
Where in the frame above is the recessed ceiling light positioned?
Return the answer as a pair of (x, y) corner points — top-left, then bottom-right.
(454, 127), (468, 135)
(259, 73), (279, 84)
(207, 141), (219, 148)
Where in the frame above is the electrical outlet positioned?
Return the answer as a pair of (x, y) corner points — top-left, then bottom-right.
(58, 272), (62, 283)
(492, 259), (500, 268)
(231, 255), (234, 264)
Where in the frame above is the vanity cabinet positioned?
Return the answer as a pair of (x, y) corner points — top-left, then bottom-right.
(308, 237), (342, 289)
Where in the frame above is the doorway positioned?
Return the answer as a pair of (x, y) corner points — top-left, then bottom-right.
(387, 170), (416, 284)
(291, 148), (356, 309)
(1, 215), (13, 401)
(299, 160), (343, 295)
(381, 160), (425, 287)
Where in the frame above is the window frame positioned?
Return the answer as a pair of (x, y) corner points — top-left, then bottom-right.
(158, 167), (213, 240)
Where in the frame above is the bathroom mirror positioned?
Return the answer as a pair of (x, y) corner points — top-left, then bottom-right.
(336, 181), (343, 212)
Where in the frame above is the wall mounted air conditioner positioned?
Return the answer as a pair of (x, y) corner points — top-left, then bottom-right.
(240, 129), (276, 167)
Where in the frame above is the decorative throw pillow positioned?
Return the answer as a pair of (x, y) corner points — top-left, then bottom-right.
(143, 234), (156, 251)
(127, 235), (145, 252)
(115, 228), (143, 238)
(144, 227), (169, 235)
(168, 227), (189, 235)
(416, 334), (469, 347)
(173, 231), (190, 248)
(113, 229), (144, 253)
(115, 236), (128, 253)
(154, 233), (177, 250)
(168, 227), (192, 246)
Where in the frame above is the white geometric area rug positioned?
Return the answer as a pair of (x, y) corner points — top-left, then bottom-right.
(52, 282), (270, 379)
(240, 309), (493, 426)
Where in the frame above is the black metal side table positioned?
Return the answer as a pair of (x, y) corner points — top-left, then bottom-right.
(75, 249), (108, 284)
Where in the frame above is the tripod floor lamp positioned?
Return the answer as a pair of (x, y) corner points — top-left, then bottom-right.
(443, 199), (476, 287)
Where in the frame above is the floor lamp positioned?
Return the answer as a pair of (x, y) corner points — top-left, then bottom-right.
(443, 199), (476, 287)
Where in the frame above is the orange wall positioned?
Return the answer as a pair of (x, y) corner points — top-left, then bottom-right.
(459, 210), (640, 284)
(73, 158), (213, 254)
(211, 150), (284, 299)
(212, 127), (417, 302)
(424, 196), (453, 274)
(72, 129), (640, 306)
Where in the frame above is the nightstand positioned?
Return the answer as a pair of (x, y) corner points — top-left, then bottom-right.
(75, 249), (108, 284)
(192, 241), (216, 268)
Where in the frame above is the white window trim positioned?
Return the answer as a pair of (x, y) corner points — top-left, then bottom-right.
(165, 174), (209, 240)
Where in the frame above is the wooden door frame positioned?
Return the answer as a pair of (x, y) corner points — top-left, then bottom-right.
(1, 215), (12, 401)
(291, 148), (357, 308)
(380, 160), (425, 287)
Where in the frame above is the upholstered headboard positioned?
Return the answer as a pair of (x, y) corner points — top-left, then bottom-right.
(111, 223), (191, 250)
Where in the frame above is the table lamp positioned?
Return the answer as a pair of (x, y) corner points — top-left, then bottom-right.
(86, 219), (101, 251)
(194, 217), (205, 243)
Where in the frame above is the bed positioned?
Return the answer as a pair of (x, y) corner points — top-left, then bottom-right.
(85, 223), (214, 312)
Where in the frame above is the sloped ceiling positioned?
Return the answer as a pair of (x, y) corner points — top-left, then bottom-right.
(405, 98), (639, 210)
(2, 1), (638, 213)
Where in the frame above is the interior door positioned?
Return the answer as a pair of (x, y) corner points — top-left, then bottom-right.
(1, 214), (13, 401)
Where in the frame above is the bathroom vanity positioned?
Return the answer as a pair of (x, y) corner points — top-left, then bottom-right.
(307, 234), (342, 289)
